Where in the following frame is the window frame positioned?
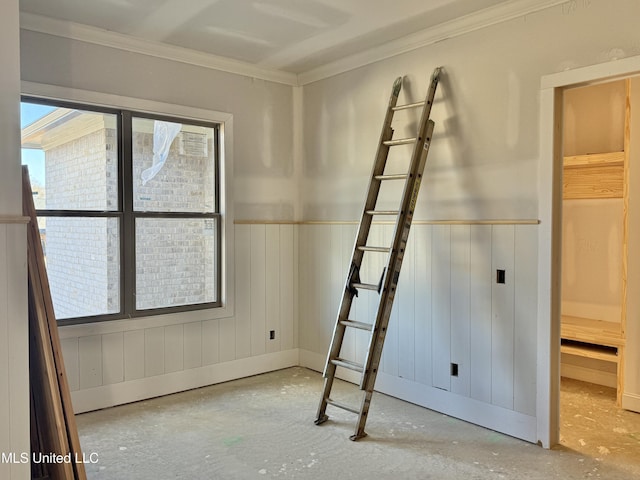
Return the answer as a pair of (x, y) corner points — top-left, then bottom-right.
(21, 95), (225, 325)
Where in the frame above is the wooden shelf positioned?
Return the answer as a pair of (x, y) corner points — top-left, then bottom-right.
(561, 316), (623, 364)
(561, 342), (619, 363)
(563, 164), (624, 199)
(563, 151), (625, 168)
(561, 315), (625, 348)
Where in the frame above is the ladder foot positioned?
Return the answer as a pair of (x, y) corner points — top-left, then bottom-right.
(349, 431), (367, 441)
(314, 414), (329, 426)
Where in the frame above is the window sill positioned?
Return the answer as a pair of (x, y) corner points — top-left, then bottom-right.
(58, 303), (233, 339)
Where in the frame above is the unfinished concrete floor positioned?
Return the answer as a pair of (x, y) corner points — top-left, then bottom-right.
(560, 378), (640, 474)
(76, 368), (640, 479)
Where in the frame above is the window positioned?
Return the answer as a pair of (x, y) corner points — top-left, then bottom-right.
(21, 99), (222, 324)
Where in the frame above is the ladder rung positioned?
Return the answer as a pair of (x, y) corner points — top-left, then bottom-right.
(331, 358), (364, 373)
(340, 319), (374, 331)
(358, 246), (390, 253)
(374, 174), (408, 181)
(383, 137), (416, 146)
(392, 101), (425, 111)
(326, 398), (360, 415)
(366, 210), (399, 216)
(351, 282), (379, 292)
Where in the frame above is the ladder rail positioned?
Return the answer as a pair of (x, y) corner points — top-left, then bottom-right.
(315, 76), (403, 426)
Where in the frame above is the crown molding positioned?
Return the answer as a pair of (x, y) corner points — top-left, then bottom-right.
(19, 12), (299, 87)
(21, 1), (565, 88)
(298, 0), (567, 85)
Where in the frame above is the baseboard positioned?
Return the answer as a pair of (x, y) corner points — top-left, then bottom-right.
(299, 348), (324, 372)
(298, 349), (537, 443)
(560, 363), (617, 388)
(622, 392), (640, 413)
(71, 349), (299, 414)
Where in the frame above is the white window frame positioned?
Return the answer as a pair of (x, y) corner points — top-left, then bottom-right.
(21, 81), (235, 337)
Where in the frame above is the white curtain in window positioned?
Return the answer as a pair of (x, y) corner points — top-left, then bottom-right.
(141, 120), (182, 185)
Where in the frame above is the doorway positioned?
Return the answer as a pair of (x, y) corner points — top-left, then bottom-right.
(558, 77), (637, 460)
(538, 55), (640, 449)
(560, 79), (627, 400)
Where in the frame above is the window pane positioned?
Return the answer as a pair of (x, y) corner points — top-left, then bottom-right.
(39, 216), (121, 319)
(132, 117), (216, 213)
(21, 103), (119, 211)
(135, 218), (218, 310)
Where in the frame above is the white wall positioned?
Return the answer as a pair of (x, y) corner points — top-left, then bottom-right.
(301, 1), (640, 223)
(299, 0), (640, 445)
(59, 224), (298, 413)
(0, 1), (30, 479)
(15, 0), (640, 448)
(299, 222), (539, 441)
(19, 29), (298, 222)
(19, 31), (301, 413)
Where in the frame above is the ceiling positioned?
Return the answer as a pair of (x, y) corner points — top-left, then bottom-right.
(19, 0), (522, 77)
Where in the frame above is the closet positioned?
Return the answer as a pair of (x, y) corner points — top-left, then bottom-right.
(561, 79), (629, 403)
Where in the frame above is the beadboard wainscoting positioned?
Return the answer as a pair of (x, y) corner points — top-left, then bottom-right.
(58, 220), (545, 443)
(0, 221), (29, 480)
(298, 222), (540, 442)
(59, 224), (299, 413)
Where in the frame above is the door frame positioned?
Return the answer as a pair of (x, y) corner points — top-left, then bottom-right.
(537, 54), (640, 448)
